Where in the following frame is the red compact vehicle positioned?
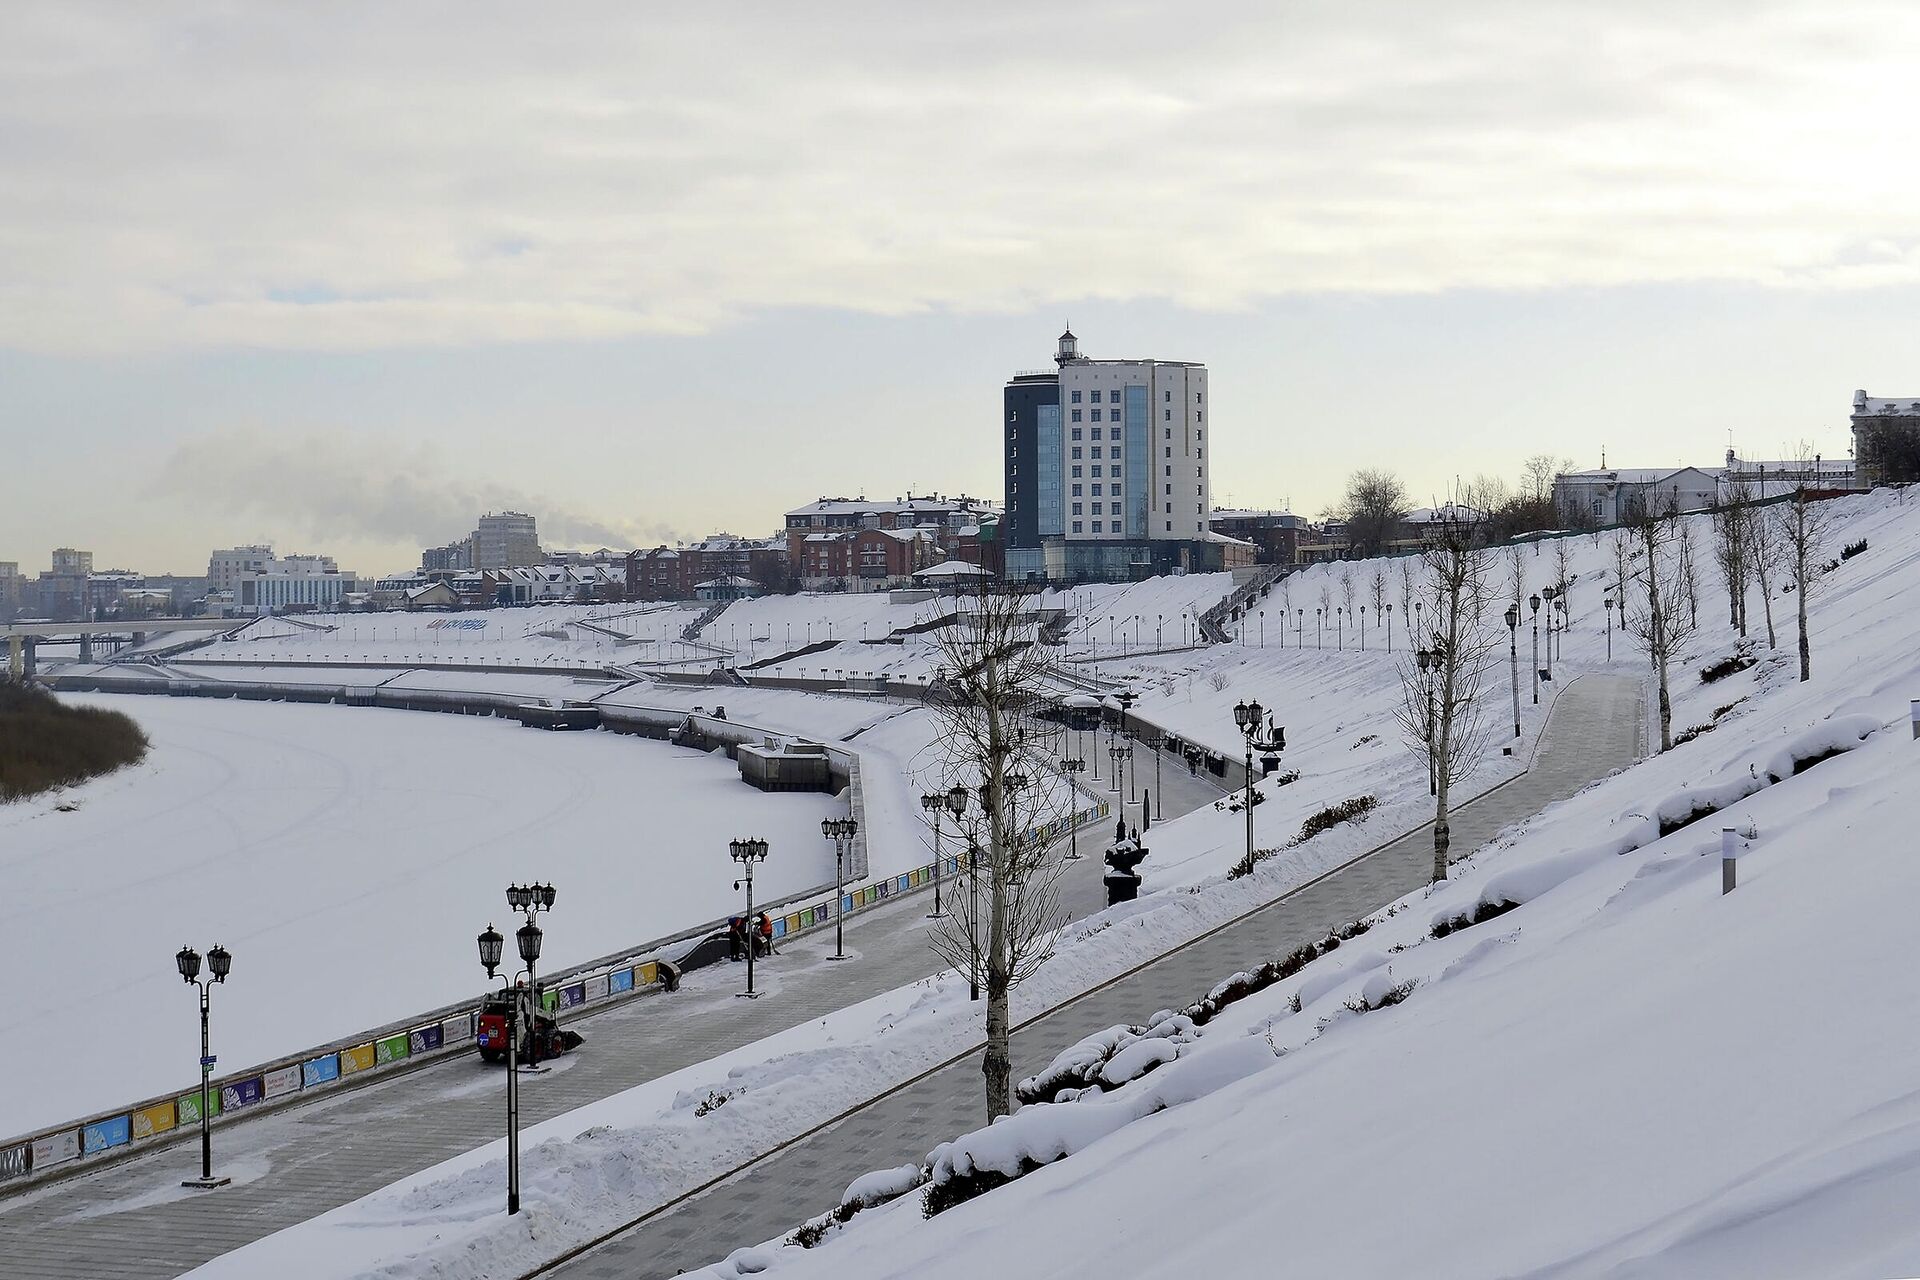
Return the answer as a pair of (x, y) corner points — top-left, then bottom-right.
(476, 989), (583, 1063)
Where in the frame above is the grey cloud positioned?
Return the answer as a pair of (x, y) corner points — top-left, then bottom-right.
(3, 1), (1919, 352)
(152, 430), (683, 551)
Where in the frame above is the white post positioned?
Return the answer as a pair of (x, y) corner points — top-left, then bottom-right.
(1721, 826), (1737, 895)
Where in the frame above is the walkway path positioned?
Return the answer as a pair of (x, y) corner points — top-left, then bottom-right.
(0, 737), (1222, 1280)
(548, 673), (1645, 1280)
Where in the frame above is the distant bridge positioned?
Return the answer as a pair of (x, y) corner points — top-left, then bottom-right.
(4, 618), (246, 676)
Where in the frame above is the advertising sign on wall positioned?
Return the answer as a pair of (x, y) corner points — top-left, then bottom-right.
(81, 1115), (131, 1155)
(221, 1077), (264, 1111)
(264, 1065), (302, 1100)
(340, 1043), (376, 1074)
(408, 1024), (443, 1054)
(610, 968), (634, 994)
(30, 1130), (78, 1170)
(131, 1101), (177, 1140)
(177, 1089), (221, 1125)
(375, 1034), (409, 1066)
(0, 1142), (28, 1182)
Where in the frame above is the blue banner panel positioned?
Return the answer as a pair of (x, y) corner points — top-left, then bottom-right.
(81, 1115), (131, 1155)
(610, 968), (634, 994)
(408, 1023), (444, 1054)
(302, 1055), (341, 1088)
(557, 982), (586, 1010)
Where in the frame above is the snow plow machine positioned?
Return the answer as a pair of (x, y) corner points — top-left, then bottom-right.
(476, 989), (584, 1063)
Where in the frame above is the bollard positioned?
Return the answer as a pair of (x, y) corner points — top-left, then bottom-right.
(1721, 827), (1737, 895)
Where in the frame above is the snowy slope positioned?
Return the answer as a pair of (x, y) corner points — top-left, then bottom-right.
(0, 695), (838, 1134)
(692, 489), (1920, 1280)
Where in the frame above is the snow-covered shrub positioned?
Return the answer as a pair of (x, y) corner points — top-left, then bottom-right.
(1699, 648), (1757, 683)
(1292, 795), (1378, 845)
(1343, 973), (1417, 1013)
(1673, 723), (1715, 746)
(1430, 897), (1520, 938)
(1017, 1016), (1197, 1104)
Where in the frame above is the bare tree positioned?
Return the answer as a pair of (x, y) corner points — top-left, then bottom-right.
(1521, 454), (1575, 503)
(1394, 515), (1498, 881)
(1337, 469), (1410, 558)
(1781, 484), (1829, 682)
(1674, 511), (1701, 630)
(928, 584), (1075, 1120)
(1507, 543), (1526, 615)
(1621, 499), (1700, 752)
(1713, 474), (1752, 634)
(1749, 500), (1780, 648)
(1369, 565), (1388, 648)
(1398, 559), (1417, 641)
(1340, 571), (1357, 643)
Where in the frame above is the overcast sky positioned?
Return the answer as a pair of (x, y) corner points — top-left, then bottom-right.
(3, 1), (1918, 575)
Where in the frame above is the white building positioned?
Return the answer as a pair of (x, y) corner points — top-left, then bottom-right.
(1005, 330), (1216, 582)
(1553, 466), (1722, 526)
(237, 566), (358, 613)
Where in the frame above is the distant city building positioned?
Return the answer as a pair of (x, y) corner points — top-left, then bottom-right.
(0, 561), (23, 620)
(627, 534), (788, 600)
(472, 512), (540, 570)
(1004, 330), (1218, 583)
(236, 555), (356, 614)
(1721, 450), (1856, 499)
(1849, 390), (1920, 487)
(1553, 465), (1722, 525)
(50, 548), (92, 577)
(782, 496), (994, 591)
(1209, 510), (1311, 566)
(421, 538), (473, 573)
(207, 545), (275, 595)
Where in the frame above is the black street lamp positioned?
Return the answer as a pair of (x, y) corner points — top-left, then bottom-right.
(504, 882), (556, 1065)
(1230, 699), (1286, 877)
(1143, 733), (1162, 825)
(1416, 643), (1445, 796)
(820, 817), (857, 955)
(964, 839), (982, 1000)
(476, 921), (536, 1215)
(1541, 585), (1558, 681)
(1505, 603), (1522, 739)
(176, 943), (233, 1190)
(1057, 759), (1086, 856)
(1602, 594), (1614, 662)
(1529, 592), (1542, 704)
(920, 793), (950, 917)
(729, 837), (771, 994)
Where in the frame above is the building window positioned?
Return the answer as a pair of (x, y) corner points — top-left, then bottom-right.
(1165, 390), (1171, 402)
(1091, 446), (1103, 459)
(1164, 502), (1171, 512)
(1165, 409), (1171, 421)
(1166, 520), (1173, 531)
(1196, 392), (1203, 403)
(1071, 427), (1082, 441)
(1073, 520), (1083, 533)
(1072, 483), (1082, 495)
(1072, 502), (1082, 515)
(1091, 389), (1103, 403)
(1092, 484), (1103, 496)
(1072, 409), (1082, 422)
(1071, 390), (1082, 403)
(1197, 413), (1203, 424)
(1071, 446), (1082, 459)
(1112, 486), (1123, 499)
(1092, 427), (1103, 440)
(1072, 466), (1082, 479)
(1093, 520), (1104, 533)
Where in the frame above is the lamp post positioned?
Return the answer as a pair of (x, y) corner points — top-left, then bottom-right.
(1120, 742), (1135, 805)
(819, 819), (855, 959)
(1258, 610), (1265, 648)
(504, 881), (556, 1065)
(1360, 604), (1367, 650)
(1058, 759), (1086, 855)
(965, 840), (982, 1000)
(1603, 595), (1613, 661)
(1504, 603), (1521, 739)
(175, 943), (233, 1190)
(1416, 645), (1439, 796)
(1529, 592), (1541, 704)
(1230, 699), (1286, 877)
(1316, 607), (1322, 648)
(1554, 594), (1568, 664)
(1540, 586), (1557, 682)
(729, 837), (770, 994)
(1295, 607), (1302, 647)
(476, 922), (535, 1215)
(1145, 733), (1162, 824)
(1385, 602), (1393, 652)
(920, 793), (948, 916)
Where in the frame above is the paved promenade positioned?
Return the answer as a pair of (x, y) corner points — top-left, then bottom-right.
(549, 673), (1645, 1280)
(0, 735), (1221, 1280)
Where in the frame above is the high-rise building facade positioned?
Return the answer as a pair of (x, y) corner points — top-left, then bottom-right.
(208, 545), (276, 595)
(1004, 330), (1220, 583)
(472, 512), (540, 570)
(50, 548), (93, 577)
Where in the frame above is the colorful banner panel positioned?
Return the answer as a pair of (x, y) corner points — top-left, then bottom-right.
(220, 1077), (264, 1111)
(82, 1115), (131, 1155)
(302, 1055), (341, 1088)
(339, 1042), (376, 1075)
(31, 1130), (78, 1170)
(584, 974), (609, 1002)
(263, 1065), (302, 1100)
(130, 1101), (176, 1140)
(374, 1034), (409, 1066)
(610, 967), (634, 994)
(176, 1089), (221, 1125)
(409, 1024), (444, 1054)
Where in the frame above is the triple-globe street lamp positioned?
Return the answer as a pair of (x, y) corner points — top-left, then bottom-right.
(1230, 699), (1286, 878)
(729, 838), (770, 994)
(476, 915), (543, 1215)
(821, 818), (858, 958)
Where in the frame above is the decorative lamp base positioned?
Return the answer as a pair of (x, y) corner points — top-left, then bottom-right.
(181, 1176), (231, 1190)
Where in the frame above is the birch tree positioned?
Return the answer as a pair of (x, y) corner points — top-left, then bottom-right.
(1622, 499), (1700, 752)
(1713, 476), (1751, 634)
(1782, 485), (1829, 682)
(1394, 515), (1498, 882)
(928, 584), (1074, 1120)
(1749, 500), (1780, 648)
